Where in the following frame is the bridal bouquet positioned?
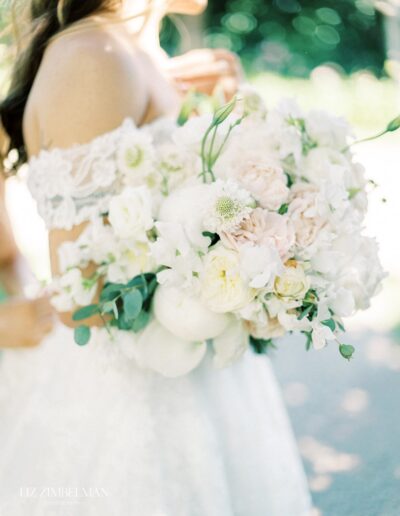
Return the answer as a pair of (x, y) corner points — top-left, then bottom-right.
(51, 87), (391, 376)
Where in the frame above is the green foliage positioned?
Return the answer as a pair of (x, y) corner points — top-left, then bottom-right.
(72, 273), (157, 345)
(339, 343), (355, 360)
(74, 325), (91, 346)
(249, 335), (277, 354)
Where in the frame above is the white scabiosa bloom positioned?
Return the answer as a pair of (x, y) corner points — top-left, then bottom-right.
(204, 180), (255, 234)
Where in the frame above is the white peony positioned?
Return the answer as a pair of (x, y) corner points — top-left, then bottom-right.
(133, 320), (207, 377)
(154, 285), (231, 341)
(201, 245), (255, 312)
(108, 186), (154, 241)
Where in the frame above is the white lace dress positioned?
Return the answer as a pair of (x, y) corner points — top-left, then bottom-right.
(0, 120), (311, 516)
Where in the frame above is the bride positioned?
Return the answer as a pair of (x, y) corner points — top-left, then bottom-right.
(0, 1), (312, 514)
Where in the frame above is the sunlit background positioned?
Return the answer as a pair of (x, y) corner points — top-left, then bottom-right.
(1, 1), (400, 514)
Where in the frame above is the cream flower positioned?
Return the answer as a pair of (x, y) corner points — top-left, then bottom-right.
(236, 160), (289, 211)
(201, 245), (255, 313)
(274, 262), (310, 300)
(221, 208), (295, 260)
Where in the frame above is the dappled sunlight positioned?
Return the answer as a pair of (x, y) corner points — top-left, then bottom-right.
(365, 335), (400, 370)
(283, 382), (310, 406)
(299, 436), (360, 474)
(341, 388), (369, 415)
(309, 474), (333, 493)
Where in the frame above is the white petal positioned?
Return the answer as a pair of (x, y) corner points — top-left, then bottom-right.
(212, 319), (249, 369)
(133, 320), (207, 377)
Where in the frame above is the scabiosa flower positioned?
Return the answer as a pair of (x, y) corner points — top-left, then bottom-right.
(204, 180), (256, 233)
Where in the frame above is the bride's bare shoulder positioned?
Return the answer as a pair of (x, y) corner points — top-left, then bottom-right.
(28, 28), (148, 149)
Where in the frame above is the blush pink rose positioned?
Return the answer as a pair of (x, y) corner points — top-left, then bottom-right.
(221, 208), (295, 260)
(244, 316), (285, 340)
(236, 161), (289, 211)
(288, 184), (326, 248)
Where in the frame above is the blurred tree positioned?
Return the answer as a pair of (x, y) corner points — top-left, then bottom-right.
(203, 0), (386, 76)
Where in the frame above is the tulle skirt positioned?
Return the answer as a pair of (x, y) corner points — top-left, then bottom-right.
(0, 324), (311, 516)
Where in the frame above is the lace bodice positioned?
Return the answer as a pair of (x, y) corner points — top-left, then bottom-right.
(27, 118), (144, 230)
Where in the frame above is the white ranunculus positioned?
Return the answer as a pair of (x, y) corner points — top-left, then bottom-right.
(108, 186), (154, 241)
(212, 319), (249, 368)
(239, 243), (283, 289)
(274, 263), (310, 300)
(201, 245), (255, 313)
(133, 320), (207, 377)
(154, 285), (231, 341)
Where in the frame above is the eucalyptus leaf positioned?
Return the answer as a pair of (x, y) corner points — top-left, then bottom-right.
(322, 319), (336, 332)
(123, 290), (143, 320)
(72, 304), (99, 321)
(132, 310), (151, 333)
(339, 344), (355, 360)
(100, 283), (124, 302)
(74, 325), (91, 346)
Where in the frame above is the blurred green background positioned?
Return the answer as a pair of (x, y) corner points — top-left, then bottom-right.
(161, 0), (400, 131)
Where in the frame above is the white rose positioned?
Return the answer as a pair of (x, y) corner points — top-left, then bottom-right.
(108, 186), (154, 241)
(201, 245), (255, 313)
(212, 319), (249, 368)
(154, 285), (231, 341)
(274, 263), (310, 300)
(133, 320), (207, 377)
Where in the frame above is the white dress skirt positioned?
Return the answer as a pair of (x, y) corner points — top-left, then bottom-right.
(0, 119), (311, 515)
(0, 324), (311, 516)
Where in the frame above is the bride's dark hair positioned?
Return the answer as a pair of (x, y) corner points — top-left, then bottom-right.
(0, 0), (121, 171)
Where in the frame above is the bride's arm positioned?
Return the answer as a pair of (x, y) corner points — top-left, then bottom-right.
(33, 33), (150, 327)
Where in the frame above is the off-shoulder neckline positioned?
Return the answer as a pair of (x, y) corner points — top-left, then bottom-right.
(28, 117), (136, 163)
